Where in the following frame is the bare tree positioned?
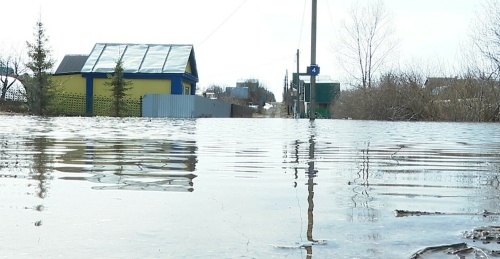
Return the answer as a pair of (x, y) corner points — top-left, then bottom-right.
(205, 84), (225, 97)
(461, 0), (500, 121)
(467, 0), (500, 77)
(336, 0), (399, 88)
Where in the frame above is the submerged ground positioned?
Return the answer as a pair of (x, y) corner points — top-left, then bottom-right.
(1, 115), (500, 258)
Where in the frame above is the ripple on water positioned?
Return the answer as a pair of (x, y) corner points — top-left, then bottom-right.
(2, 116), (500, 258)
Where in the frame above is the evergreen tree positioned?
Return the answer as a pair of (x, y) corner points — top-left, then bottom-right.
(104, 60), (133, 117)
(25, 18), (55, 116)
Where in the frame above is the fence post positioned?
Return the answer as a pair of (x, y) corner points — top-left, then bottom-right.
(139, 96), (143, 117)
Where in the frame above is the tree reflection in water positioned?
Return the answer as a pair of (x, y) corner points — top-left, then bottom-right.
(30, 137), (52, 200)
(29, 136), (54, 226)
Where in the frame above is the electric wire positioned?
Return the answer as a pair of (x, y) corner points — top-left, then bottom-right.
(291, 0), (308, 84)
(298, 0), (308, 49)
(196, 0), (248, 48)
(325, 0), (336, 32)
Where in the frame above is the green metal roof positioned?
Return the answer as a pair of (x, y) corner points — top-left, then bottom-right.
(81, 43), (196, 75)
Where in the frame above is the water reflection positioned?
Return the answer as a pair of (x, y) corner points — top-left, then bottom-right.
(6, 116), (500, 258)
(293, 139), (300, 188)
(29, 136), (52, 199)
(27, 136), (54, 227)
(58, 139), (198, 192)
(286, 123), (326, 257)
(305, 126), (317, 258)
(348, 141), (379, 223)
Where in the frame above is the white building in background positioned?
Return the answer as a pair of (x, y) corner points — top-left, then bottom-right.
(1, 76), (26, 102)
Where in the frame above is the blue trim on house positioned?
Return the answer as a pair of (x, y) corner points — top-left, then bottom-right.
(190, 82), (196, 95)
(182, 73), (197, 95)
(171, 76), (182, 94)
(85, 76), (94, 115)
(182, 73), (198, 83)
(83, 72), (197, 80)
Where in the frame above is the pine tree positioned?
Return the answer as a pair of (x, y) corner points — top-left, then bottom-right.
(25, 18), (55, 116)
(104, 60), (133, 117)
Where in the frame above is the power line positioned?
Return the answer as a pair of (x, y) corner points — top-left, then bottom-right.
(324, 0), (336, 32)
(298, 0), (308, 49)
(196, 0), (248, 48)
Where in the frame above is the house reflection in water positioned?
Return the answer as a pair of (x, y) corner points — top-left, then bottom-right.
(58, 139), (198, 192)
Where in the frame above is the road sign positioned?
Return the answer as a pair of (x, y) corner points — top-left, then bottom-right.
(307, 64), (320, 76)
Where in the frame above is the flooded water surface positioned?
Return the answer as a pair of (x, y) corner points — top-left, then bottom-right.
(1, 115), (500, 258)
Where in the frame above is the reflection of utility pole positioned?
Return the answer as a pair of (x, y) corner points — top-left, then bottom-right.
(309, 0), (317, 120)
(304, 132), (318, 258)
(290, 133), (324, 254)
(306, 134), (317, 242)
(294, 140), (299, 188)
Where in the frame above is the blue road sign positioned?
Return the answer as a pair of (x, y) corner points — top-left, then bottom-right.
(307, 64), (320, 76)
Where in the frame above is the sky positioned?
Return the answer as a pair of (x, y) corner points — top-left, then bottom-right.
(0, 0), (483, 101)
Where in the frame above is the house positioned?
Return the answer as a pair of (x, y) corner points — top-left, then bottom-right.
(53, 43), (199, 116)
(292, 74), (340, 118)
(424, 77), (457, 96)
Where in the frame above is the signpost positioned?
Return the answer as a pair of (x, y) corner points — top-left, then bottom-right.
(309, 0), (318, 120)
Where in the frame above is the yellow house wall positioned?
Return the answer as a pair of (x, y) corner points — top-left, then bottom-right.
(93, 78), (172, 99)
(186, 61), (192, 74)
(52, 74), (86, 95)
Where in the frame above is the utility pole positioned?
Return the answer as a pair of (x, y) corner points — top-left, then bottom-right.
(296, 49), (300, 118)
(309, 0), (317, 121)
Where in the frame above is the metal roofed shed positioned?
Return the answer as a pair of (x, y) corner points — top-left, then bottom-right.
(52, 42), (200, 116)
(80, 43), (199, 100)
(81, 43), (197, 76)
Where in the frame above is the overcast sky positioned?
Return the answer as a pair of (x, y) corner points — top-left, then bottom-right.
(1, 0), (482, 101)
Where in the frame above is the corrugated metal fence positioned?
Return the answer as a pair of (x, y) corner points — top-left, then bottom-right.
(142, 94), (231, 118)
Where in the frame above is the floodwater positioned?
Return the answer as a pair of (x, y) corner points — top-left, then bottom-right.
(1, 115), (500, 258)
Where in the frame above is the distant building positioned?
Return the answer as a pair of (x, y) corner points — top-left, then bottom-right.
(424, 77), (457, 95)
(236, 79), (259, 91)
(0, 76), (25, 102)
(0, 66), (14, 76)
(225, 86), (249, 99)
(292, 74), (340, 118)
